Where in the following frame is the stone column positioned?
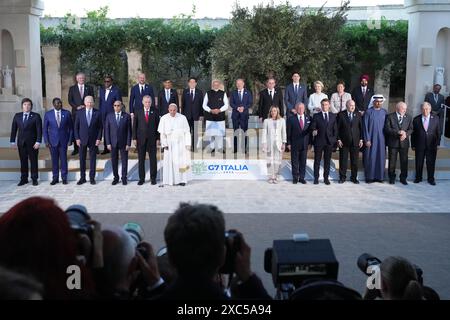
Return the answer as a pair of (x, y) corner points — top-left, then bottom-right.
(42, 45), (61, 110)
(126, 49), (142, 111)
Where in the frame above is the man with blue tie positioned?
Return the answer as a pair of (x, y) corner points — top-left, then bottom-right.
(230, 78), (253, 153)
(99, 75), (122, 154)
(412, 102), (441, 185)
(311, 98), (338, 185)
(10, 98), (42, 186)
(43, 98), (73, 185)
(105, 101), (132, 185)
(284, 72), (309, 117)
(75, 96), (103, 185)
(129, 73), (155, 117)
(158, 79), (179, 116)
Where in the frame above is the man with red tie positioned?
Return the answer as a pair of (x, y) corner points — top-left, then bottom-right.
(133, 95), (160, 185)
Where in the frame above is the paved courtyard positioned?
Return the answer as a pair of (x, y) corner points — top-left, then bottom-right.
(0, 180), (449, 299)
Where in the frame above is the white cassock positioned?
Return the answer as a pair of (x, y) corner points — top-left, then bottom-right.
(158, 113), (191, 185)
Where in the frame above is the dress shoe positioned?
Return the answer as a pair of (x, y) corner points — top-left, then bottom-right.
(413, 178), (422, 183)
(338, 179), (345, 184)
(179, 183), (186, 186)
(389, 179), (395, 184)
(122, 179), (128, 185)
(17, 180), (28, 186)
(90, 179), (96, 185)
(375, 179), (384, 183)
(62, 180), (68, 185)
(428, 179), (436, 186)
(351, 178), (360, 184)
(299, 179), (307, 184)
(400, 179), (408, 185)
(77, 178), (86, 185)
(32, 180), (38, 186)
(366, 179), (374, 184)
(50, 179), (59, 185)
(324, 179), (331, 185)
(112, 179), (119, 185)
(138, 180), (145, 186)
(314, 179), (319, 185)
(151, 180), (157, 185)
(293, 180), (298, 184)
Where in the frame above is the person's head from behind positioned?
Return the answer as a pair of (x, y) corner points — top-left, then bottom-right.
(0, 197), (93, 299)
(164, 203), (226, 279)
(380, 256), (423, 300)
(0, 266), (43, 300)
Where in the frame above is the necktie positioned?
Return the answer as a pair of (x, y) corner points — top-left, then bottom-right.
(79, 85), (84, 98)
(349, 112), (353, 122)
(166, 90), (170, 103)
(434, 94), (439, 104)
(269, 90), (273, 99)
(145, 110), (149, 123)
(87, 110), (91, 126)
(299, 115), (304, 130)
(398, 115), (403, 126)
(116, 113), (120, 126)
(24, 114), (28, 123)
(190, 90), (194, 102)
(362, 87), (366, 97)
(324, 112), (328, 123)
(57, 111), (61, 128)
(423, 117), (429, 131)
(295, 85), (298, 94)
(140, 86), (144, 95)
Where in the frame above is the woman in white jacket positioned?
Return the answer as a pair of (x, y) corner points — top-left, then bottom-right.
(308, 80), (328, 115)
(262, 106), (287, 184)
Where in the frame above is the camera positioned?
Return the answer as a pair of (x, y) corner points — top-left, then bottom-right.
(219, 230), (242, 274)
(65, 204), (94, 236)
(123, 222), (149, 260)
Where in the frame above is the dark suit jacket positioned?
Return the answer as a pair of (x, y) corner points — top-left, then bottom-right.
(284, 83), (309, 113)
(311, 112), (338, 147)
(74, 108), (103, 146)
(99, 85), (122, 119)
(158, 88), (179, 116)
(286, 114), (311, 150)
(68, 84), (95, 114)
(258, 88), (284, 119)
(229, 89), (253, 119)
(129, 83), (155, 114)
(104, 112), (132, 148)
(337, 111), (363, 148)
(43, 109), (73, 147)
(10, 112), (42, 146)
(180, 88), (204, 121)
(351, 86), (373, 112)
(132, 107), (160, 143)
(424, 92), (445, 113)
(411, 114), (441, 150)
(384, 112), (413, 149)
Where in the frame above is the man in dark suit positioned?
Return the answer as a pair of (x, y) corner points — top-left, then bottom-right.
(133, 95), (160, 185)
(105, 101), (132, 185)
(180, 77), (203, 151)
(43, 97), (73, 185)
(10, 98), (42, 186)
(129, 72), (155, 116)
(287, 103), (311, 184)
(311, 98), (338, 185)
(99, 75), (122, 154)
(351, 74), (373, 114)
(384, 101), (413, 185)
(424, 84), (445, 134)
(158, 79), (179, 116)
(68, 72), (95, 155)
(258, 78), (284, 120)
(230, 78), (253, 153)
(284, 72), (308, 117)
(411, 102), (441, 185)
(74, 96), (103, 185)
(337, 100), (363, 184)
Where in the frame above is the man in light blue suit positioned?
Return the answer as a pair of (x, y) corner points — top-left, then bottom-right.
(43, 98), (73, 185)
(99, 75), (122, 154)
(284, 71), (309, 117)
(230, 78), (253, 153)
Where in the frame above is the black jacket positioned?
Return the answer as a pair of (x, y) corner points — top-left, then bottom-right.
(311, 112), (338, 147)
(10, 112), (42, 146)
(337, 110), (363, 147)
(258, 88), (284, 119)
(384, 112), (413, 149)
(132, 107), (160, 142)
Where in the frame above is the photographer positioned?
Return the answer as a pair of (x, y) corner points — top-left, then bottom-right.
(159, 202), (271, 300)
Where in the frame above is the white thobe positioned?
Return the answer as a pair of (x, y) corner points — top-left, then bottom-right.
(158, 113), (191, 185)
(202, 91), (229, 150)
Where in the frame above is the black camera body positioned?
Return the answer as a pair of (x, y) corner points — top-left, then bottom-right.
(219, 230), (242, 274)
(65, 205), (94, 236)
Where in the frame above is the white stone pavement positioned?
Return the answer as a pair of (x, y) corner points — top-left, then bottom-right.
(0, 180), (449, 299)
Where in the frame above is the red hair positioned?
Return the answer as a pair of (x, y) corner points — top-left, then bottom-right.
(0, 197), (94, 299)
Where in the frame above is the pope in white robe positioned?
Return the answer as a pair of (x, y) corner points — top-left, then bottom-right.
(158, 104), (191, 186)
